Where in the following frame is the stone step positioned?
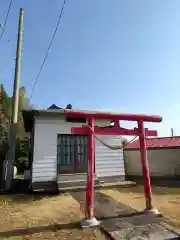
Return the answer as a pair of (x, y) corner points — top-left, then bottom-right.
(58, 173), (98, 188)
(58, 181), (135, 191)
(58, 173), (87, 182)
(57, 174), (129, 188)
(58, 173), (99, 188)
(58, 173), (99, 181)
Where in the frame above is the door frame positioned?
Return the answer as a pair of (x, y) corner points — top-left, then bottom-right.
(56, 134), (88, 175)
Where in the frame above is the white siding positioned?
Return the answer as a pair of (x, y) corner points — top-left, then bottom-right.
(33, 117), (85, 182)
(95, 135), (125, 177)
(32, 116), (125, 182)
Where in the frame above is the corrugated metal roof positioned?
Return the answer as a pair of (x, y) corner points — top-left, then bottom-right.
(125, 136), (180, 149)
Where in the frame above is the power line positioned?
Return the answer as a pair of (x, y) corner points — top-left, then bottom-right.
(0, 0), (13, 42)
(29, 0), (67, 100)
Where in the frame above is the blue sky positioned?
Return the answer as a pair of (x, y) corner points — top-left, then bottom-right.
(0, 0), (180, 137)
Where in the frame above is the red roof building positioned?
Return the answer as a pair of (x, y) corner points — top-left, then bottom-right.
(125, 136), (180, 150)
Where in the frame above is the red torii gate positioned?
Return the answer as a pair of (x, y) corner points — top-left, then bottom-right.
(64, 110), (162, 227)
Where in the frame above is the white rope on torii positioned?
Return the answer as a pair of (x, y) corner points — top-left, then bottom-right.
(64, 107), (138, 150)
(86, 124), (137, 150)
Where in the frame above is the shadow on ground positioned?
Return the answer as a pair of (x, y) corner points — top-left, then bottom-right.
(0, 222), (80, 238)
(70, 190), (180, 239)
(0, 192), (60, 204)
(113, 185), (180, 195)
(0, 179), (61, 203)
(70, 190), (137, 220)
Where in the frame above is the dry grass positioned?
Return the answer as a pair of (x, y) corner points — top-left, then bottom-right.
(101, 185), (180, 228)
(1, 185), (180, 239)
(0, 193), (107, 240)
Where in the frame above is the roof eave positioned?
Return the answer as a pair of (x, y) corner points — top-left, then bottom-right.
(22, 109), (66, 132)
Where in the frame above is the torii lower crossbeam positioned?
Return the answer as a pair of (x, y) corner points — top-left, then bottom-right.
(65, 110), (162, 227)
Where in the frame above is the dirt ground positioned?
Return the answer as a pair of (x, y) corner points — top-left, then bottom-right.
(0, 193), (107, 240)
(101, 185), (180, 228)
(1, 186), (180, 239)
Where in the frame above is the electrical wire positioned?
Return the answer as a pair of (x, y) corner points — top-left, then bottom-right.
(29, 0), (67, 100)
(28, 0), (137, 150)
(0, 0), (13, 42)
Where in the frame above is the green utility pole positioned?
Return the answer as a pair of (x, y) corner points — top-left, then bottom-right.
(6, 8), (24, 190)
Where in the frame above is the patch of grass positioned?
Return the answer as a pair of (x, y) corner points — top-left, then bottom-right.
(154, 187), (180, 195)
(7, 237), (26, 240)
(0, 193), (107, 240)
(113, 185), (180, 195)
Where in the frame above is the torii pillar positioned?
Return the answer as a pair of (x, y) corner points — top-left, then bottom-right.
(65, 110), (162, 227)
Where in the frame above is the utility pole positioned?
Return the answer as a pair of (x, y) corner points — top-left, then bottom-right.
(5, 8), (24, 190)
(171, 128), (174, 137)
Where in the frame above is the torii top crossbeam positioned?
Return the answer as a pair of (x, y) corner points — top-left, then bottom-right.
(65, 110), (162, 137)
(64, 109), (162, 123)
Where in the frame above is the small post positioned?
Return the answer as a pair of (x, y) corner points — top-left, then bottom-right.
(171, 128), (174, 137)
(138, 120), (160, 215)
(114, 119), (119, 128)
(6, 8), (24, 190)
(81, 117), (99, 227)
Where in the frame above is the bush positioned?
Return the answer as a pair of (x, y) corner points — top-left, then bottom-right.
(16, 157), (29, 173)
